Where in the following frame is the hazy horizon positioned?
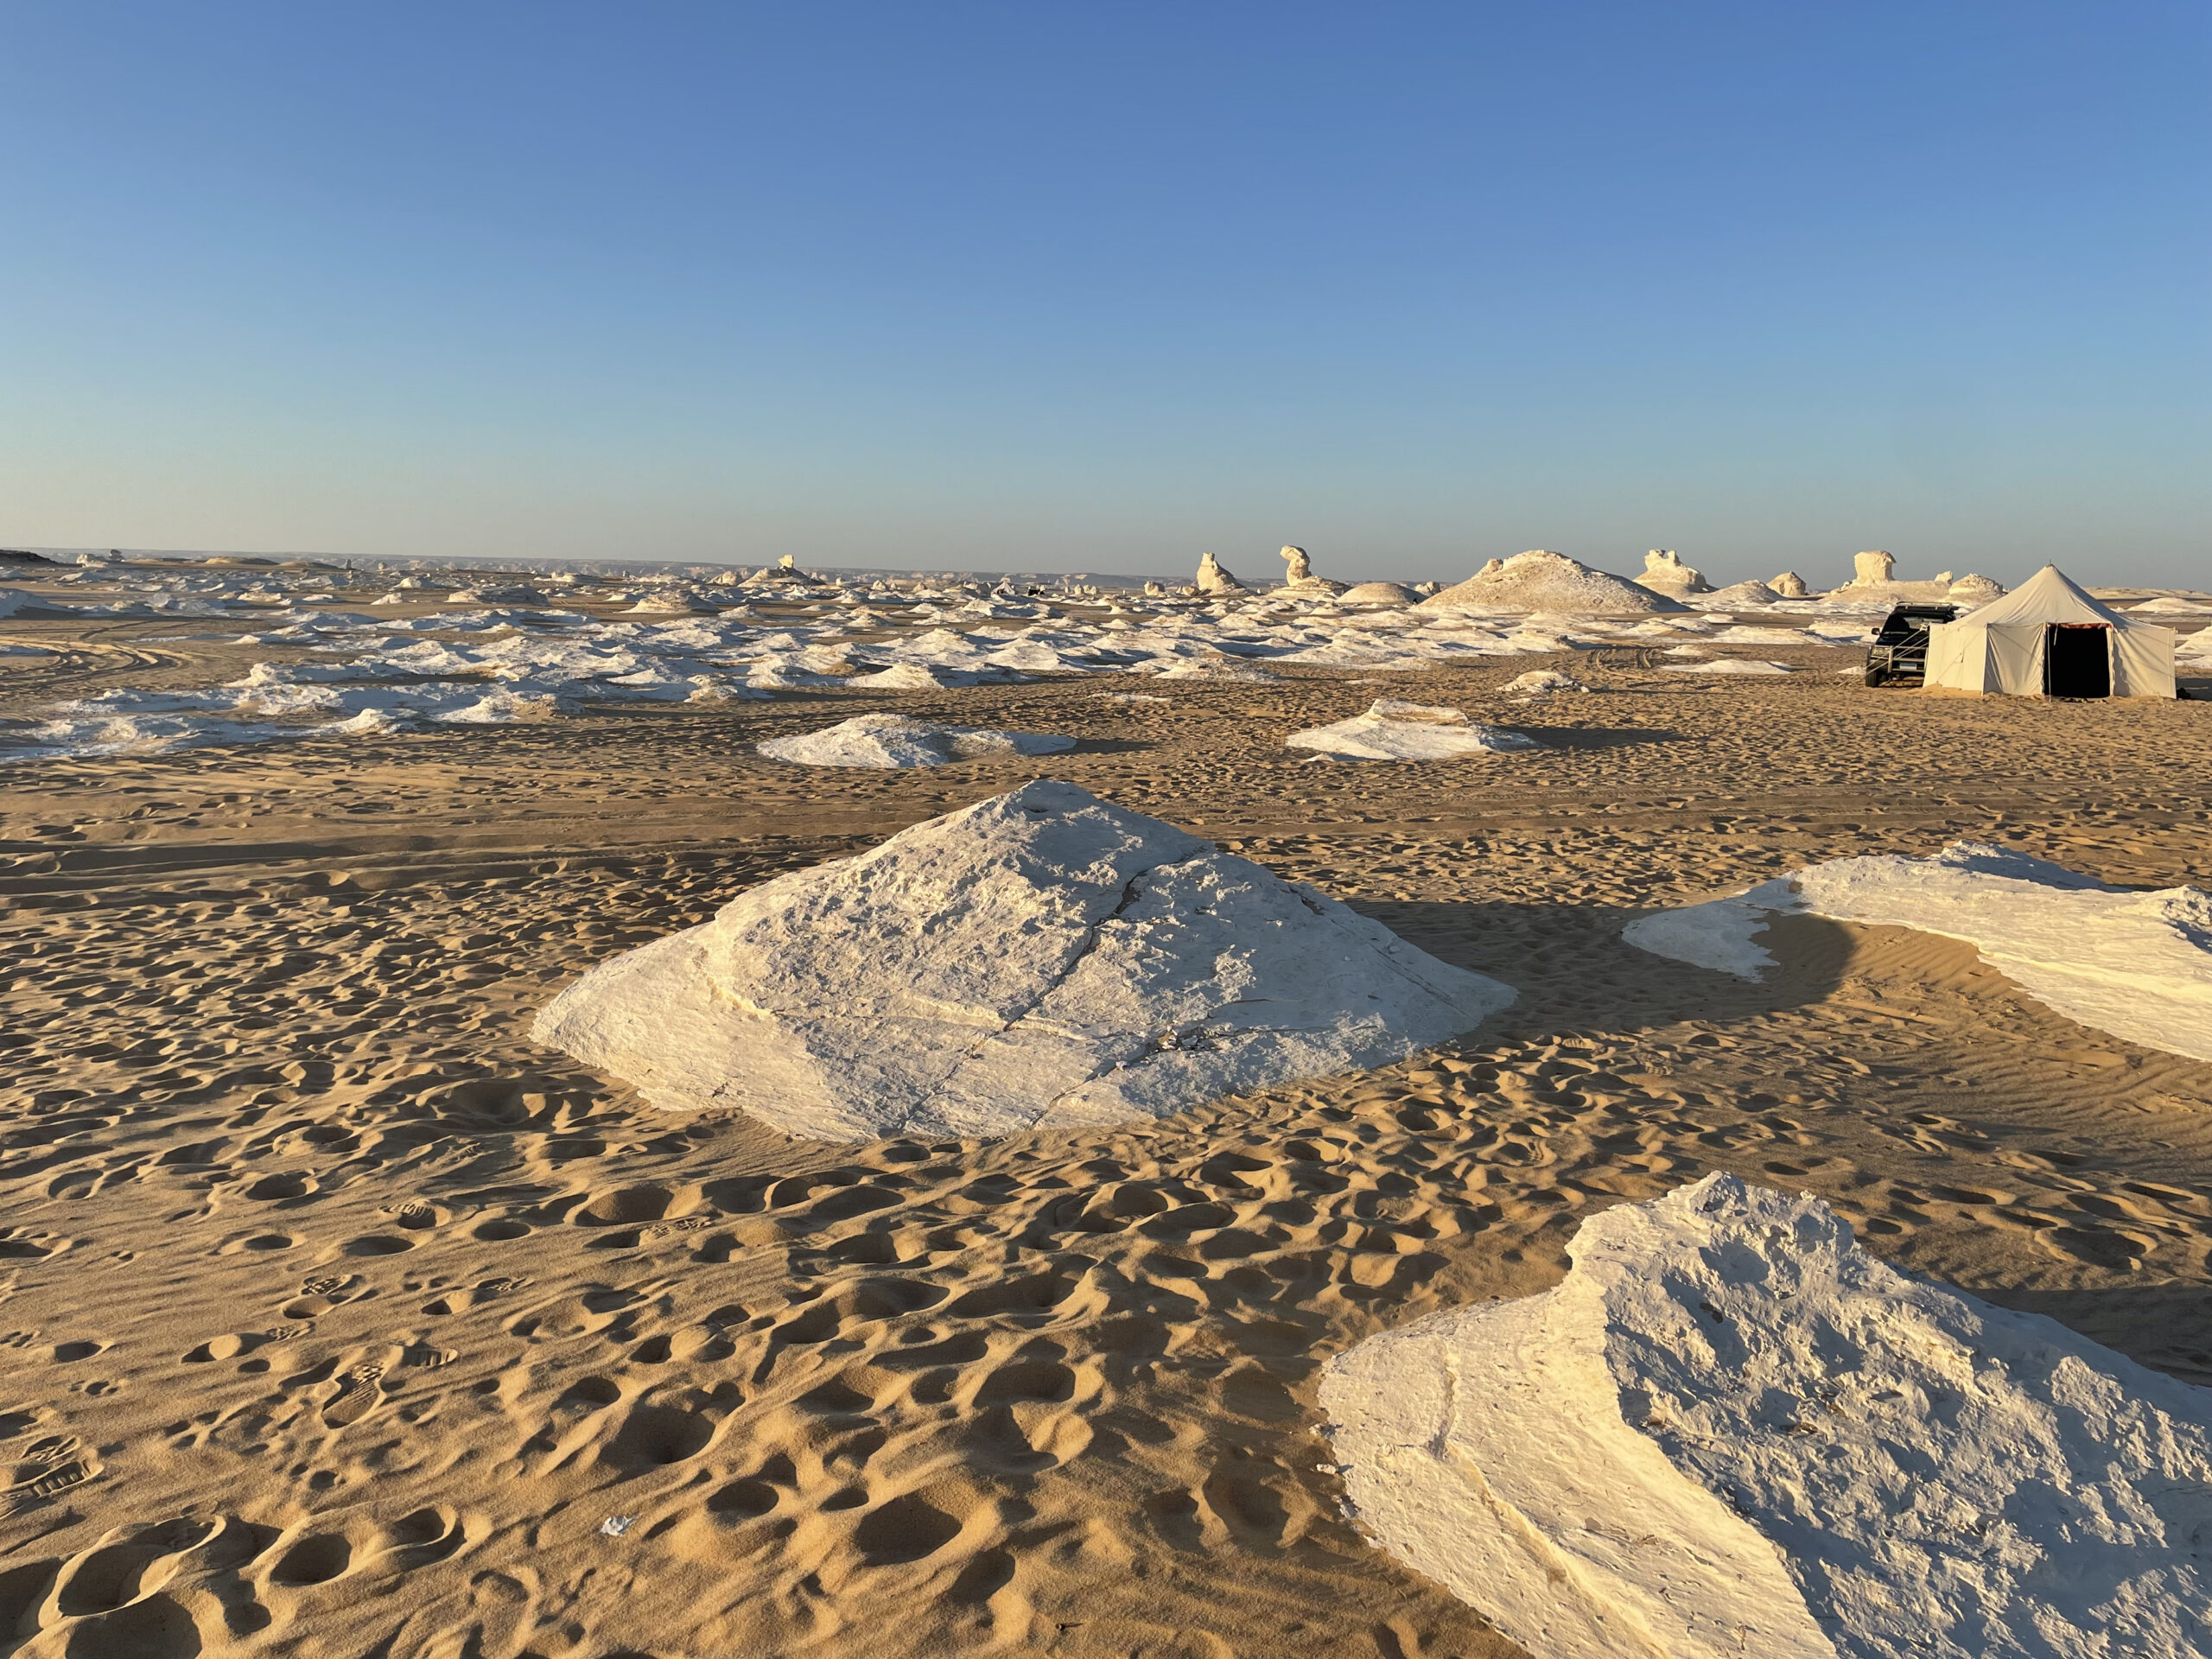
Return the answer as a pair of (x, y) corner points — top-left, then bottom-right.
(4, 3), (2205, 588)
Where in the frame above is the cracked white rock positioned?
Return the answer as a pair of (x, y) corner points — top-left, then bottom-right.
(755, 714), (1073, 768)
(531, 780), (1515, 1138)
(1285, 700), (1539, 761)
(1320, 1173), (2212, 1659)
(1421, 550), (1685, 615)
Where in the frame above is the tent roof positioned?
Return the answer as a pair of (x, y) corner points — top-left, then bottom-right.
(1959, 565), (2139, 629)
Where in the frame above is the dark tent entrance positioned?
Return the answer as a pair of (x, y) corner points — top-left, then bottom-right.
(2044, 624), (2112, 698)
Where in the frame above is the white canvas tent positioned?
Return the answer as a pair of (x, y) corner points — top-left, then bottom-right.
(1925, 564), (2177, 698)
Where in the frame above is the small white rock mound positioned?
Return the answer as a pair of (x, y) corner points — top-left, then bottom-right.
(845, 662), (986, 690)
(756, 714), (1073, 769)
(1421, 550), (1685, 615)
(532, 780), (1514, 1138)
(1194, 551), (1246, 594)
(1138, 655), (1274, 683)
(1705, 578), (1782, 607)
(1637, 549), (1712, 595)
(1946, 572), (2005, 603)
(1336, 581), (1419, 605)
(1623, 842), (2212, 1061)
(1320, 1173), (2212, 1659)
(1286, 701), (1539, 761)
(1502, 669), (1586, 697)
(1770, 570), (1813, 598)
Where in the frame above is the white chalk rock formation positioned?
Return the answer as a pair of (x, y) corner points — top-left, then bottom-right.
(756, 714), (1073, 769)
(1194, 551), (1246, 594)
(1421, 550), (1683, 615)
(1947, 573), (2005, 603)
(1321, 1173), (2212, 1659)
(1770, 571), (1812, 598)
(1835, 553), (2004, 606)
(1278, 545), (1347, 595)
(1623, 842), (2212, 1061)
(1286, 700), (1539, 761)
(742, 554), (814, 587)
(533, 780), (1514, 1137)
(1850, 550), (1897, 586)
(1637, 549), (1713, 596)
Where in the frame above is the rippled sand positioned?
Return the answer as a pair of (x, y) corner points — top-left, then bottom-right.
(3, 605), (2209, 1658)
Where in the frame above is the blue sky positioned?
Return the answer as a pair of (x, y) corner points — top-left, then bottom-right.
(3, 3), (2205, 586)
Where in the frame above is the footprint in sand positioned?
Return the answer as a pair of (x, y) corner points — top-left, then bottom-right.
(322, 1364), (384, 1429)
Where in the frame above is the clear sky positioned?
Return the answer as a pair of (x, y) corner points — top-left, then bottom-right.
(3, 3), (2206, 587)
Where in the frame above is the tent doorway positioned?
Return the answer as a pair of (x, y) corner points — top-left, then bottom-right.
(2045, 625), (2112, 698)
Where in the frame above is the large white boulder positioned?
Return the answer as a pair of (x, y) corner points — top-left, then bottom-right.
(1637, 549), (1713, 596)
(1194, 551), (1246, 594)
(1321, 1173), (2212, 1659)
(533, 780), (1514, 1138)
(1851, 549), (1898, 585)
(1421, 550), (1684, 615)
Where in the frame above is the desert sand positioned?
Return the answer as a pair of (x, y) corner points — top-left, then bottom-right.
(2, 563), (2209, 1657)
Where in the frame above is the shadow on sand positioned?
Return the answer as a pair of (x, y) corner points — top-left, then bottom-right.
(1350, 897), (1856, 1043)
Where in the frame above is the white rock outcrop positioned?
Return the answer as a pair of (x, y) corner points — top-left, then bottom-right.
(1278, 545), (1347, 595)
(1835, 553), (2004, 606)
(1285, 700), (1539, 761)
(1623, 842), (2212, 1061)
(1637, 549), (1713, 596)
(741, 554), (814, 586)
(1851, 550), (1898, 586)
(533, 780), (1515, 1138)
(1421, 550), (1684, 615)
(1770, 571), (1813, 598)
(756, 714), (1073, 768)
(1320, 1173), (2212, 1659)
(1195, 551), (1246, 594)
(1947, 573), (2005, 603)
